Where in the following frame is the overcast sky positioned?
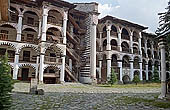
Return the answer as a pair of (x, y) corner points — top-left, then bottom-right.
(66, 0), (168, 33)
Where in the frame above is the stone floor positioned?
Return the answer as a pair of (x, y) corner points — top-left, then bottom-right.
(9, 83), (169, 110)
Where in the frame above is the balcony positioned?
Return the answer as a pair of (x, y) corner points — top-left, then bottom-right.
(21, 35), (39, 44)
(44, 56), (62, 64)
(121, 34), (130, 40)
(23, 19), (39, 27)
(0, 33), (8, 40)
(122, 48), (130, 53)
(19, 56), (37, 63)
(46, 35), (63, 44)
(66, 47), (80, 61)
(111, 46), (117, 50)
(47, 16), (62, 26)
(9, 13), (18, 23)
(110, 31), (118, 37)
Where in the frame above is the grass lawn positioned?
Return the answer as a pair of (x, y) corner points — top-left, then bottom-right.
(98, 83), (161, 88)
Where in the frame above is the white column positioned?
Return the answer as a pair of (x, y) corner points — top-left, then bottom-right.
(130, 60), (134, 81)
(69, 59), (72, 72)
(146, 63), (149, 80)
(107, 59), (111, 78)
(60, 56), (65, 82)
(118, 61), (123, 82)
(63, 11), (68, 44)
(158, 64), (161, 80)
(151, 42), (154, 58)
(39, 54), (44, 83)
(38, 19), (42, 38)
(139, 62), (143, 80)
(16, 14), (23, 41)
(41, 7), (48, 41)
(99, 60), (102, 80)
(90, 23), (97, 82)
(13, 53), (19, 79)
(152, 63), (155, 74)
(99, 32), (103, 51)
(130, 32), (133, 54)
(159, 41), (166, 99)
(144, 40), (148, 58)
(35, 55), (39, 79)
(118, 29), (122, 51)
(139, 32), (142, 55)
(106, 25), (111, 51)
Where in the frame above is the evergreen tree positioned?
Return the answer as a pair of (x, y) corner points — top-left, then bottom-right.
(133, 75), (140, 85)
(152, 67), (160, 82)
(108, 68), (117, 86)
(0, 53), (14, 109)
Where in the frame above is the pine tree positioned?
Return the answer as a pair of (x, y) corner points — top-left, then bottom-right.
(0, 52), (14, 109)
(108, 68), (117, 86)
(133, 75), (140, 85)
(152, 67), (160, 82)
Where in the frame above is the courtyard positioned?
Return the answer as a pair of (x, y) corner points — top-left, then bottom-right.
(9, 83), (170, 110)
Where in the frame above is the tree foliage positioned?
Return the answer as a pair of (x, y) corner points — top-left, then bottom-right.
(108, 68), (117, 86)
(133, 75), (140, 85)
(152, 67), (160, 82)
(156, 1), (170, 36)
(0, 53), (14, 109)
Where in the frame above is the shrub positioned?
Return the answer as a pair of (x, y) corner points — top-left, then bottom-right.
(133, 75), (140, 85)
(108, 68), (117, 86)
(152, 67), (160, 83)
(0, 53), (14, 109)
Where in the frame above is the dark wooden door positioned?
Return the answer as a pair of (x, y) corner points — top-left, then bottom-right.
(21, 68), (29, 81)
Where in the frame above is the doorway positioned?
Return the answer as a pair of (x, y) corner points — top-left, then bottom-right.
(21, 68), (29, 81)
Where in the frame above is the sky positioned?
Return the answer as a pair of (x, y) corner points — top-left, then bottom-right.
(66, 0), (168, 33)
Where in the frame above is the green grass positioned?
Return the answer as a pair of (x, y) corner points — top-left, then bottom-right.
(116, 96), (170, 109)
(98, 83), (161, 88)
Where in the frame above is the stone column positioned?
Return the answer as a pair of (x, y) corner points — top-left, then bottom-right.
(130, 32), (133, 54)
(90, 23), (97, 82)
(99, 60), (102, 81)
(118, 29), (122, 52)
(13, 53), (19, 79)
(35, 55), (40, 79)
(38, 19), (42, 38)
(144, 40), (148, 58)
(107, 58), (111, 79)
(39, 54), (45, 83)
(130, 60), (134, 81)
(106, 25), (111, 51)
(16, 14), (23, 41)
(118, 61), (123, 82)
(139, 62), (143, 80)
(99, 32), (103, 51)
(41, 7), (48, 41)
(158, 64), (161, 80)
(69, 59), (72, 72)
(60, 11), (68, 83)
(158, 41), (166, 99)
(152, 63), (155, 74)
(139, 32), (142, 55)
(146, 62), (149, 80)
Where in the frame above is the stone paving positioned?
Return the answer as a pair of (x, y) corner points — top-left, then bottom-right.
(9, 83), (169, 110)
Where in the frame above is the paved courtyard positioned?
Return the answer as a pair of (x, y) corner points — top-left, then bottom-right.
(10, 83), (170, 110)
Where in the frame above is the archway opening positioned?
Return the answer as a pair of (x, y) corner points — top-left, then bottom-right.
(121, 41), (129, 53)
(110, 25), (118, 37)
(110, 39), (117, 50)
(18, 66), (35, 81)
(22, 28), (38, 44)
(23, 11), (39, 27)
(48, 10), (63, 26)
(46, 27), (62, 43)
(121, 28), (129, 40)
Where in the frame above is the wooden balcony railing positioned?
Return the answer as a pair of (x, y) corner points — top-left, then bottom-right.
(122, 48), (129, 53)
(110, 31), (118, 37)
(19, 56), (36, 63)
(0, 33), (8, 40)
(111, 46), (117, 50)
(123, 64), (130, 68)
(47, 17), (62, 26)
(121, 34), (130, 40)
(44, 56), (62, 64)
(46, 35), (63, 44)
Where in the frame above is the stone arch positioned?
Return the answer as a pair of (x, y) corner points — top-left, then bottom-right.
(121, 28), (130, 40)
(102, 25), (107, 38)
(122, 75), (130, 84)
(121, 41), (129, 53)
(122, 55), (130, 68)
(133, 31), (139, 42)
(0, 22), (17, 30)
(110, 39), (117, 50)
(111, 54), (118, 67)
(18, 44), (38, 54)
(19, 64), (36, 71)
(134, 56), (140, 69)
(0, 42), (16, 51)
(23, 9), (40, 20)
(110, 25), (118, 37)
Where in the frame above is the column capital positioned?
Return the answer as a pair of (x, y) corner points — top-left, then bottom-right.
(106, 25), (111, 31)
(18, 14), (23, 17)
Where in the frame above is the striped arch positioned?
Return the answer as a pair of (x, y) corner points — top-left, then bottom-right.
(18, 44), (38, 54)
(46, 25), (62, 33)
(48, 8), (64, 18)
(22, 26), (38, 32)
(22, 9), (41, 19)
(43, 65), (61, 73)
(0, 23), (17, 30)
(18, 63), (36, 71)
(44, 44), (63, 55)
(0, 42), (16, 51)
